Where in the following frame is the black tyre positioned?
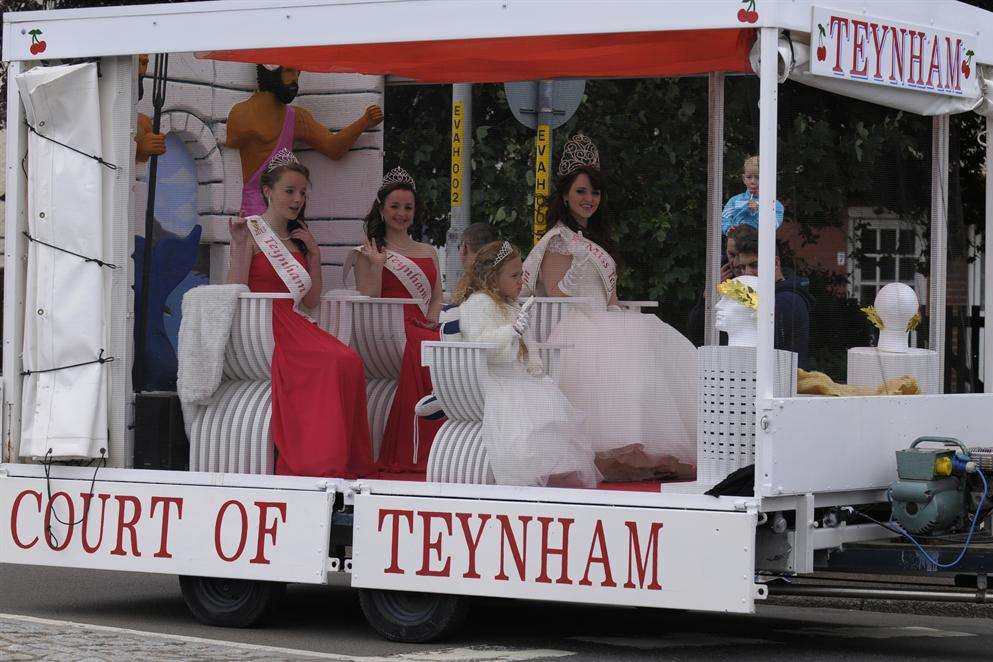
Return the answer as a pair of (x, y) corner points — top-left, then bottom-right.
(358, 588), (470, 643)
(178, 575), (285, 628)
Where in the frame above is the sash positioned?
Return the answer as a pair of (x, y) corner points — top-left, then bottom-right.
(522, 223), (616, 299)
(345, 246), (432, 315)
(246, 215), (315, 321)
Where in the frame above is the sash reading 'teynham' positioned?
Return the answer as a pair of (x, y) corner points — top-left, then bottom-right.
(344, 246), (432, 315)
(247, 215), (315, 321)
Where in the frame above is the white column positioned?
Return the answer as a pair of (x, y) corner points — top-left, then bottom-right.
(446, 83), (472, 292)
(930, 115), (949, 393)
(3, 61), (27, 461)
(985, 114), (993, 392)
(704, 72), (725, 346)
(756, 28), (779, 402)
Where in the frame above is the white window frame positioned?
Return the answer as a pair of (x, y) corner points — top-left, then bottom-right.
(847, 207), (925, 305)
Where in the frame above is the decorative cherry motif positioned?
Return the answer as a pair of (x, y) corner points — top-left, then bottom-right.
(737, 0), (759, 24)
(962, 49), (975, 79)
(816, 23), (827, 62)
(28, 29), (46, 55)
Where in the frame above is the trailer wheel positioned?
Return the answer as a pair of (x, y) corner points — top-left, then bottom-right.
(358, 588), (469, 642)
(178, 576), (285, 628)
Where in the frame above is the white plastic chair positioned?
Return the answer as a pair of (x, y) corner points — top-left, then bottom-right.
(344, 297), (411, 460)
(189, 292), (357, 474)
(422, 340), (565, 484)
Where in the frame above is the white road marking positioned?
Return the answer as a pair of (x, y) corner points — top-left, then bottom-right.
(781, 625), (975, 639)
(392, 648), (574, 661)
(572, 635), (777, 649)
(0, 612), (574, 661)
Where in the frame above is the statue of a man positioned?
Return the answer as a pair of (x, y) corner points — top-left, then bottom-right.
(226, 65), (384, 215)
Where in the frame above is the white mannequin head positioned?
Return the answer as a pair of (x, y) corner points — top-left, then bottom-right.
(874, 283), (920, 353)
(715, 275), (759, 347)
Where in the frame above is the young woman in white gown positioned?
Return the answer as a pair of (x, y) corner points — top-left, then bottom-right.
(521, 133), (697, 481)
(454, 241), (600, 489)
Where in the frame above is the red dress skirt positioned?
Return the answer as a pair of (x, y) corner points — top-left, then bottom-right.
(376, 257), (443, 472)
(249, 251), (374, 477)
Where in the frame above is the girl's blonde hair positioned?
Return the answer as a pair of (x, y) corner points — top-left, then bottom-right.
(452, 240), (521, 305)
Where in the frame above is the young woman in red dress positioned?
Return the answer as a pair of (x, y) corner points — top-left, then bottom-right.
(227, 152), (374, 477)
(353, 168), (444, 472)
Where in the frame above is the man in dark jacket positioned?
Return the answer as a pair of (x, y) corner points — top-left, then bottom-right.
(686, 225), (814, 368)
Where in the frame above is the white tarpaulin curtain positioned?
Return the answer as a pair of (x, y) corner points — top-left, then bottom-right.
(15, 63), (108, 459)
(750, 37), (989, 117)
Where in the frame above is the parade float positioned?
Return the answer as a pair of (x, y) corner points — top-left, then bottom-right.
(2, 0), (993, 643)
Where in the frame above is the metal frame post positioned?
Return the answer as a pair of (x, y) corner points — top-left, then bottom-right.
(446, 83), (472, 290)
(930, 115), (949, 392)
(3, 61), (27, 462)
(985, 114), (993, 392)
(756, 27), (779, 403)
(704, 72), (725, 346)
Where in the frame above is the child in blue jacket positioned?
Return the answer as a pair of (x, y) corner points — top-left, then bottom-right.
(722, 155), (784, 235)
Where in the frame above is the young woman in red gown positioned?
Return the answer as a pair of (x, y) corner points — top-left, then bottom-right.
(227, 156), (374, 477)
(354, 168), (444, 472)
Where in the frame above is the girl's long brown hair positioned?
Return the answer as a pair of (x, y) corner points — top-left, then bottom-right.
(260, 160), (311, 255)
(452, 241), (521, 305)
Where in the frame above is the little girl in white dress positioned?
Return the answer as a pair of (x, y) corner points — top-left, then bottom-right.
(453, 241), (600, 489)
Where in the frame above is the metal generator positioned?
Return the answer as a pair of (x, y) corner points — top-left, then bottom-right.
(890, 438), (993, 536)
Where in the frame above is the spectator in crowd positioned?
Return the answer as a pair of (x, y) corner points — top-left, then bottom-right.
(687, 225), (813, 368)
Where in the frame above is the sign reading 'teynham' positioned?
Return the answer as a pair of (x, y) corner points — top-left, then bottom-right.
(351, 494), (758, 612)
(0, 477), (331, 584)
(810, 7), (979, 98)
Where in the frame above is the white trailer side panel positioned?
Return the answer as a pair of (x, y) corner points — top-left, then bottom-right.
(0, 475), (332, 584)
(351, 494), (759, 613)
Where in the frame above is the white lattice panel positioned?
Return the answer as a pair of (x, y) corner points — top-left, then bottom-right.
(695, 346), (796, 485)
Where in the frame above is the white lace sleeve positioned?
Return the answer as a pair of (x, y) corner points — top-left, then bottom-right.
(546, 234), (572, 255)
(459, 294), (521, 364)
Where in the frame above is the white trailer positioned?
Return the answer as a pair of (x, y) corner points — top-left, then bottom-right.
(3, 0), (993, 642)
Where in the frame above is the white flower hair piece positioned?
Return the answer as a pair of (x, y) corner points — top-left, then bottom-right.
(557, 133), (601, 177)
(264, 147), (300, 173)
(493, 241), (513, 266)
(381, 166), (417, 192)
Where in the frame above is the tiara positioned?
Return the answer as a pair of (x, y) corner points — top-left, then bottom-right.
(493, 241), (513, 265)
(264, 147), (300, 173)
(381, 166), (416, 191)
(717, 279), (759, 310)
(557, 133), (601, 176)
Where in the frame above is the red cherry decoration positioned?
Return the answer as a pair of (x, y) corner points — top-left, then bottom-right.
(747, 10), (759, 22)
(737, 8), (748, 22)
(816, 45), (827, 62)
(963, 63), (971, 78)
(35, 40), (46, 54)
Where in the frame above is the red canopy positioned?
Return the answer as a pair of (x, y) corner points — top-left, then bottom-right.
(199, 29), (755, 83)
